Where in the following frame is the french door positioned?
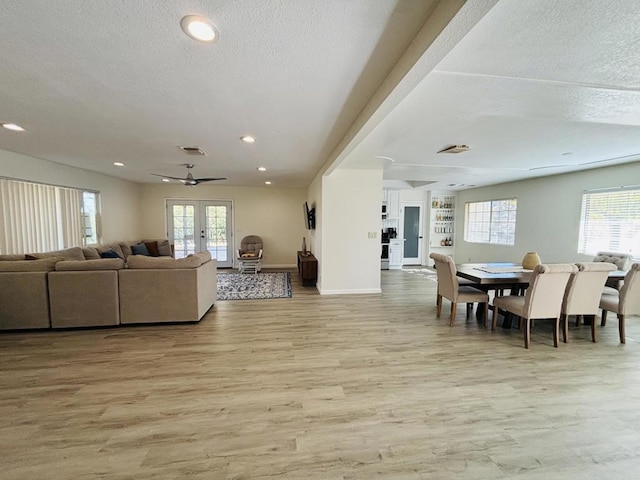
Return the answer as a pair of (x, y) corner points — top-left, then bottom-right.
(166, 200), (233, 267)
(401, 202), (424, 265)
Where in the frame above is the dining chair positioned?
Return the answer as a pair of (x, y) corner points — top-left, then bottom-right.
(429, 253), (489, 327)
(599, 263), (640, 344)
(561, 262), (616, 343)
(492, 263), (577, 349)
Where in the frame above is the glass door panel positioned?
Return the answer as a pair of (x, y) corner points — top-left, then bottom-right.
(167, 200), (233, 267)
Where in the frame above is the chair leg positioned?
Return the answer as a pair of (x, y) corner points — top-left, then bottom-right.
(553, 317), (559, 348)
(492, 305), (499, 331)
(466, 303), (472, 319)
(619, 314), (626, 344)
(483, 302), (489, 328)
(436, 294), (442, 318)
(524, 318), (531, 349)
(601, 309), (607, 326)
(450, 302), (457, 327)
(561, 314), (568, 343)
(591, 316), (597, 343)
(575, 314), (581, 327)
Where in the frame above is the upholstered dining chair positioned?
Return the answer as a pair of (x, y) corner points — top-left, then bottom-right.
(492, 264), (577, 349)
(429, 253), (489, 327)
(599, 263), (640, 344)
(237, 235), (263, 274)
(561, 262), (616, 343)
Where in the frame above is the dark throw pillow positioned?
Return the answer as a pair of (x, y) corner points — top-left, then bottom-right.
(24, 254), (38, 260)
(100, 250), (121, 259)
(144, 241), (160, 257)
(131, 243), (151, 256)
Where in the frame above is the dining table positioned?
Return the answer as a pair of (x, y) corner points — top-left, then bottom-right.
(455, 262), (627, 328)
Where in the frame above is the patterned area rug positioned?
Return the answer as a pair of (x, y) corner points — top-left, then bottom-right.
(402, 268), (438, 282)
(217, 272), (292, 300)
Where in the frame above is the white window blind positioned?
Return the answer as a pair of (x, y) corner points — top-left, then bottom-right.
(0, 179), (89, 254)
(578, 187), (640, 258)
(464, 198), (517, 245)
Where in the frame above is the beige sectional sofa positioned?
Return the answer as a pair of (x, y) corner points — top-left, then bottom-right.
(0, 240), (217, 331)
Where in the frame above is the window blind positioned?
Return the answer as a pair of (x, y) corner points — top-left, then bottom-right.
(578, 187), (640, 258)
(0, 179), (86, 254)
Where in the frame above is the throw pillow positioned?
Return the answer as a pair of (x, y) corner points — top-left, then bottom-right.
(131, 243), (151, 256)
(144, 241), (160, 257)
(100, 250), (121, 259)
(24, 254), (38, 260)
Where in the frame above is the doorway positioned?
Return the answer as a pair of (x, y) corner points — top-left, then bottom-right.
(401, 202), (424, 265)
(166, 200), (233, 267)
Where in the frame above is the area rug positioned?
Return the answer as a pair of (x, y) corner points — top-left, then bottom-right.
(402, 267), (438, 282)
(217, 272), (292, 300)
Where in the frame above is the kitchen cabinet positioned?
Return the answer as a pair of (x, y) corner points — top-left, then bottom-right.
(387, 190), (400, 219)
(389, 239), (403, 269)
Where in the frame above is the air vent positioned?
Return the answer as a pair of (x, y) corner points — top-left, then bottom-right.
(179, 146), (206, 156)
(437, 145), (470, 154)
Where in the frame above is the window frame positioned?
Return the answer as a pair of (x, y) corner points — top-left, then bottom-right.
(464, 198), (518, 246)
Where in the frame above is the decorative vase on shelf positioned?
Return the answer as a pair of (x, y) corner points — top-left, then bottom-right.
(302, 237), (307, 254)
(522, 252), (541, 270)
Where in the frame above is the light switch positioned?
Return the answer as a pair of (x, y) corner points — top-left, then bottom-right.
(368, 231), (377, 239)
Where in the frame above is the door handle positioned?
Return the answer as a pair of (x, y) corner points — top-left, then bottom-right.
(419, 236), (423, 239)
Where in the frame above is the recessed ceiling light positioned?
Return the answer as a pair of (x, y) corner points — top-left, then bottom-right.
(257, 167), (267, 172)
(241, 135), (256, 143)
(265, 181), (272, 185)
(113, 162), (125, 167)
(162, 178), (170, 183)
(181, 15), (219, 43)
(2, 123), (25, 132)
(561, 152), (573, 156)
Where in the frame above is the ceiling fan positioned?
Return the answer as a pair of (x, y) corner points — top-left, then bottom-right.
(151, 164), (227, 186)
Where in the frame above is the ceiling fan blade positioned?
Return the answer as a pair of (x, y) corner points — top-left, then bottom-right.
(151, 173), (186, 181)
(194, 177), (227, 182)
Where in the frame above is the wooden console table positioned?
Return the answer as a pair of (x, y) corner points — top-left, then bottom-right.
(297, 251), (317, 287)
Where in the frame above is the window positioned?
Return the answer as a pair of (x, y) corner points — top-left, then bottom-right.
(464, 198), (517, 245)
(0, 178), (100, 254)
(578, 187), (640, 258)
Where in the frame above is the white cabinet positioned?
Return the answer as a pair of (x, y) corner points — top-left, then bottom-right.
(428, 192), (455, 263)
(389, 239), (403, 269)
(387, 190), (400, 219)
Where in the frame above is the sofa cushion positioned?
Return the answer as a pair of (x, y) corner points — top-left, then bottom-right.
(131, 243), (151, 256)
(0, 257), (62, 272)
(0, 254), (28, 261)
(31, 247), (85, 261)
(55, 258), (126, 271)
(100, 250), (122, 259)
(82, 247), (101, 260)
(95, 243), (125, 259)
(143, 241), (160, 257)
(141, 239), (172, 257)
(126, 254), (203, 269)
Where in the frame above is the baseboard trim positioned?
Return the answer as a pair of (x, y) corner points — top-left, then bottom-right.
(319, 288), (382, 295)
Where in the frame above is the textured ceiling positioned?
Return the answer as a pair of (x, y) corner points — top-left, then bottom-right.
(0, 0), (439, 187)
(3, 0), (638, 192)
(341, 0), (640, 190)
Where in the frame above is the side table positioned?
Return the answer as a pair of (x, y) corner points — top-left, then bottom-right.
(297, 251), (317, 287)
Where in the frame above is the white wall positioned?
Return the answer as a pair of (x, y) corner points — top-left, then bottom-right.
(320, 168), (383, 294)
(138, 183), (307, 267)
(0, 149), (141, 242)
(455, 162), (640, 264)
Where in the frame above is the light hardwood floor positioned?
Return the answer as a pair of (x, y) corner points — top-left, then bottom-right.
(1, 269), (640, 479)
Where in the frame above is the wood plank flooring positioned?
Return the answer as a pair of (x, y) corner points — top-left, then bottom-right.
(2, 269), (640, 479)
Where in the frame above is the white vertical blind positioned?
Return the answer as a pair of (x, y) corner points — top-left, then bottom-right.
(58, 187), (84, 248)
(578, 187), (640, 258)
(0, 179), (86, 254)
